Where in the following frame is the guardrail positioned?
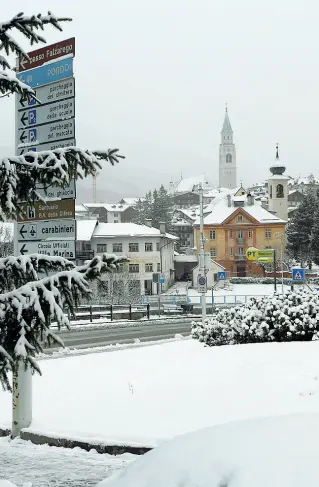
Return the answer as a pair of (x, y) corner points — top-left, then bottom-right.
(66, 304), (151, 322)
(142, 294), (267, 307)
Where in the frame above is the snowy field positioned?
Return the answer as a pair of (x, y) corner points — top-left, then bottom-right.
(0, 437), (134, 487)
(2, 339), (319, 446)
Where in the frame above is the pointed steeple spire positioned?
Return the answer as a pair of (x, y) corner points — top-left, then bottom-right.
(270, 142), (286, 175)
(221, 103), (233, 133)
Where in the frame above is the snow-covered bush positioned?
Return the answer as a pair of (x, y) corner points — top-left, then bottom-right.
(230, 277), (293, 285)
(192, 289), (319, 347)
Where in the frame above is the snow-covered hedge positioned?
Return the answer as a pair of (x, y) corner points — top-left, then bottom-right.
(192, 290), (319, 346)
(229, 277), (293, 285)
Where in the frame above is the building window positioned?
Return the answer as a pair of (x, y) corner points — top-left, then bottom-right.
(230, 247), (233, 256)
(230, 266), (234, 274)
(145, 263), (153, 272)
(113, 213), (118, 217)
(248, 229), (252, 238)
(226, 154), (232, 163)
(156, 242), (160, 251)
(112, 243), (123, 253)
(229, 230), (233, 239)
(114, 220), (118, 223)
(238, 247), (244, 256)
(145, 243), (153, 252)
(276, 184), (284, 198)
(129, 243), (139, 252)
(209, 230), (216, 240)
(129, 264), (139, 273)
(237, 229), (244, 239)
(157, 262), (161, 272)
(97, 243), (107, 253)
(270, 185), (273, 199)
(237, 215), (243, 222)
(117, 263), (124, 272)
(265, 229), (272, 239)
(210, 248), (216, 258)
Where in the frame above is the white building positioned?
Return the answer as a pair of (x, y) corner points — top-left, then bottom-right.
(76, 220), (177, 295)
(219, 106), (237, 190)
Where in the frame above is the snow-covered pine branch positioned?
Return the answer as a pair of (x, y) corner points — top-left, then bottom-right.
(0, 253), (126, 391)
(0, 147), (125, 220)
(0, 11), (71, 63)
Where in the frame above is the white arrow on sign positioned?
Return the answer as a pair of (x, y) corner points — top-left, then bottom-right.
(19, 57), (28, 70)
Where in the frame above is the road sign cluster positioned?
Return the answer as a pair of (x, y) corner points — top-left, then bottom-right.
(15, 38), (77, 260)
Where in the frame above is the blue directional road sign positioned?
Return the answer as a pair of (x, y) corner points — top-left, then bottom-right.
(292, 268), (305, 282)
(217, 271), (227, 281)
(17, 58), (73, 88)
(159, 274), (165, 284)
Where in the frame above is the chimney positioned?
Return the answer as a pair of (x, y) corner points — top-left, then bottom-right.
(145, 218), (152, 227)
(159, 221), (166, 235)
(227, 194), (231, 207)
(247, 193), (255, 206)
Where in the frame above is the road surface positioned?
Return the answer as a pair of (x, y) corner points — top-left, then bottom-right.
(46, 319), (194, 353)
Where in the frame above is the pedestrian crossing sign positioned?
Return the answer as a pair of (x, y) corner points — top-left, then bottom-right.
(217, 271), (227, 281)
(292, 268), (305, 282)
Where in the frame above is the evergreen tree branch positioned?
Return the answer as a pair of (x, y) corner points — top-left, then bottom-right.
(0, 253), (127, 391)
(0, 147), (125, 220)
(0, 12), (71, 59)
(0, 71), (35, 100)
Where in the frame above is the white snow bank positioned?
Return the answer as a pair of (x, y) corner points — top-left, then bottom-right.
(0, 481), (17, 487)
(99, 413), (319, 487)
(2, 339), (319, 446)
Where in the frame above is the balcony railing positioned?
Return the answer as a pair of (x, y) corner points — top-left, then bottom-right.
(235, 253), (246, 261)
(236, 237), (245, 244)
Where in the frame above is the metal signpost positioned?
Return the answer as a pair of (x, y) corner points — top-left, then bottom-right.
(13, 37), (77, 442)
(14, 38), (77, 259)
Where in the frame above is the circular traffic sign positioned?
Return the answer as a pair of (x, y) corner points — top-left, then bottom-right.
(246, 247), (259, 261)
(198, 276), (206, 285)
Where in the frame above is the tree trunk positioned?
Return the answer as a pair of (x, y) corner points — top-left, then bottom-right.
(12, 361), (32, 439)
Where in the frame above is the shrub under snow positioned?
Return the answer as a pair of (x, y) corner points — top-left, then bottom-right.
(192, 289), (319, 346)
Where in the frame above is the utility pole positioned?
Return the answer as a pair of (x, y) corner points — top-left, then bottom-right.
(198, 183), (206, 323)
(273, 248), (277, 292)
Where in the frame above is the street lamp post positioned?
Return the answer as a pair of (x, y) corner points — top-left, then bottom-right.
(275, 232), (284, 294)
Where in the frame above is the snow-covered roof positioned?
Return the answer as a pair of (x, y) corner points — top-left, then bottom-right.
(173, 174), (211, 194)
(119, 197), (141, 205)
(75, 204), (89, 213)
(197, 194), (286, 225)
(76, 219), (98, 241)
(84, 203), (131, 212)
(171, 219), (193, 227)
(93, 223), (178, 240)
(268, 174), (290, 181)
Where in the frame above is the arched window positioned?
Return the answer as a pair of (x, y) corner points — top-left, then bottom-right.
(276, 184), (284, 198)
(270, 185), (272, 199)
(226, 154), (232, 163)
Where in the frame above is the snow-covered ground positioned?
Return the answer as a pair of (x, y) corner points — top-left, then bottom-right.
(0, 436), (134, 487)
(2, 339), (319, 446)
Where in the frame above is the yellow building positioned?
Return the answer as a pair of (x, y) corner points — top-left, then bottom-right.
(194, 192), (286, 277)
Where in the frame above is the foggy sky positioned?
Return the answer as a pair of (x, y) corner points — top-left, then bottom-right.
(1, 0), (318, 201)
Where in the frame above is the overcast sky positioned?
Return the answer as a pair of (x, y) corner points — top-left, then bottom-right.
(1, 1), (318, 201)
